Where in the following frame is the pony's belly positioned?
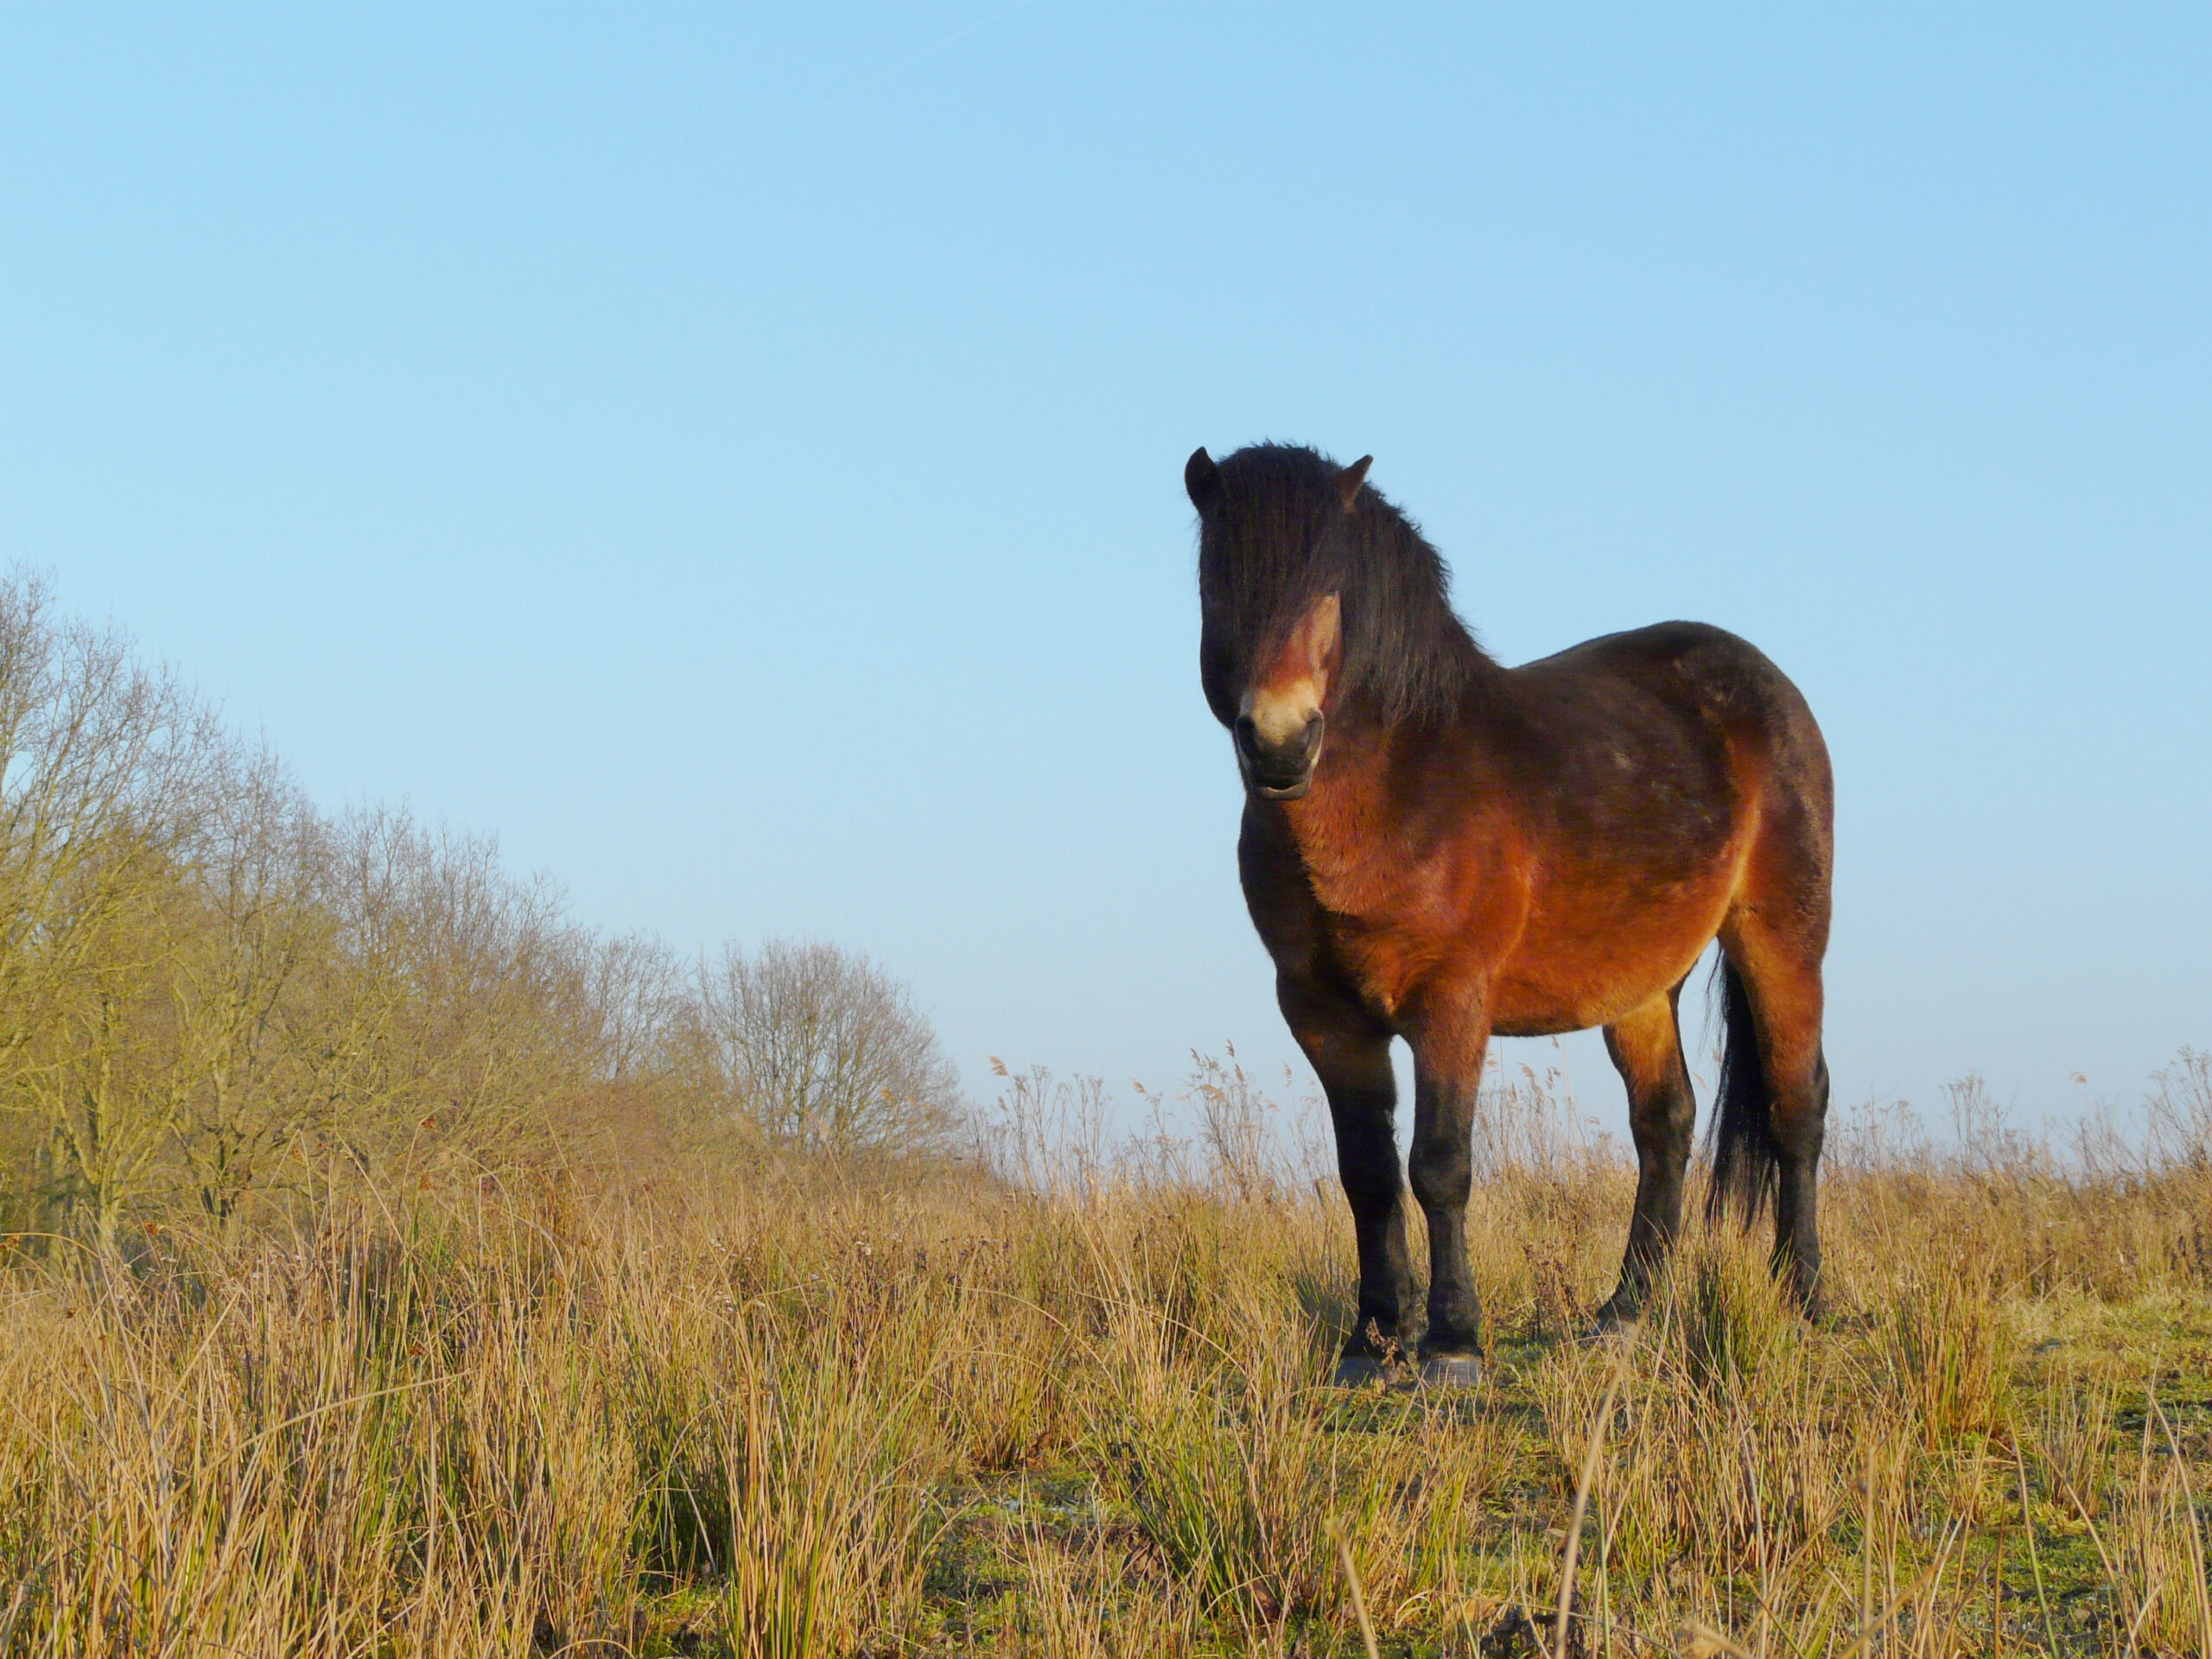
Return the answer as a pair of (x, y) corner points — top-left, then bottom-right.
(1488, 899), (1730, 1035)
(1312, 915), (1702, 1038)
(1488, 971), (1681, 1038)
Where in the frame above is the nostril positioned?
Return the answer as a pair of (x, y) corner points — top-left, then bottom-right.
(1234, 715), (1261, 758)
(1298, 715), (1324, 756)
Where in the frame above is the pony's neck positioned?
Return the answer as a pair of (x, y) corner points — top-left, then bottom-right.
(1281, 683), (1489, 881)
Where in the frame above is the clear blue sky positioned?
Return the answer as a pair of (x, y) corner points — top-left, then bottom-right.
(4, 7), (2206, 1135)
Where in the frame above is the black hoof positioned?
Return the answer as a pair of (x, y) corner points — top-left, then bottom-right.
(1586, 1293), (1643, 1341)
(1331, 1354), (1397, 1388)
(1418, 1352), (1482, 1389)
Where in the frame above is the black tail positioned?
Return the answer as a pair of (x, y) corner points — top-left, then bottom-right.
(1704, 954), (1779, 1224)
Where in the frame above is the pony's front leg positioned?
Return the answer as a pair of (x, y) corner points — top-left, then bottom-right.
(1406, 1002), (1490, 1385)
(1279, 977), (1414, 1382)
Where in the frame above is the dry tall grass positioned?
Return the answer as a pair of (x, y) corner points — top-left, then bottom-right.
(3, 1058), (2208, 1658)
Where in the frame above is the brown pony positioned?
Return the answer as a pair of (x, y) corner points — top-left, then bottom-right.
(1186, 443), (1834, 1385)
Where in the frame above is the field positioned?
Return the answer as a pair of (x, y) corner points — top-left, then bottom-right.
(5, 1060), (2209, 1659)
(4, 531), (2203, 1656)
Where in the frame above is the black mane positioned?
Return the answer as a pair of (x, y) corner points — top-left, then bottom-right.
(1196, 444), (1490, 728)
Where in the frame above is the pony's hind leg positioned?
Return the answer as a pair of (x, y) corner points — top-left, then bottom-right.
(1713, 917), (1831, 1315)
(1279, 976), (1415, 1381)
(1596, 982), (1698, 1326)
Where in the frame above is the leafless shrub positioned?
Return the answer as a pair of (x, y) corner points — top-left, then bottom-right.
(312, 805), (608, 1176)
(1181, 1048), (1304, 1201)
(1825, 1095), (1936, 1176)
(1469, 1050), (1619, 1180)
(2145, 1046), (2212, 1171)
(678, 938), (964, 1160)
(982, 1062), (1116, 1196)
(1942, 1072), (2054, 1181)
(980, 1050), (1335, 1202)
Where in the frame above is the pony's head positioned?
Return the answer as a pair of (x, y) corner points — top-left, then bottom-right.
(1186, 443), (1476, 800)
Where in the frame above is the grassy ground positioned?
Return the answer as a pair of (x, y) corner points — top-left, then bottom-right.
(3, 1140), (2209, 1657)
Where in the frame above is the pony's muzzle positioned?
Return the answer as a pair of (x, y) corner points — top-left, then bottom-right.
(1236, 712), (1324, 799)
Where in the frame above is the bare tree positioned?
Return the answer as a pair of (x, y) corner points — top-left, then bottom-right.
(0, 571), (632, 1242)
(313, 806), (606, 1174)
(0, 574), (224, 1247)
(156, 745), (336, 1221)
(0, 569), (980, 1237)
(683, 939), (963, 1158)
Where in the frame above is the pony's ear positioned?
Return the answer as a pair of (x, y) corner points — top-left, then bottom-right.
(1336, 455), (1373, 513)
(1185, 447), (1220, 510)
